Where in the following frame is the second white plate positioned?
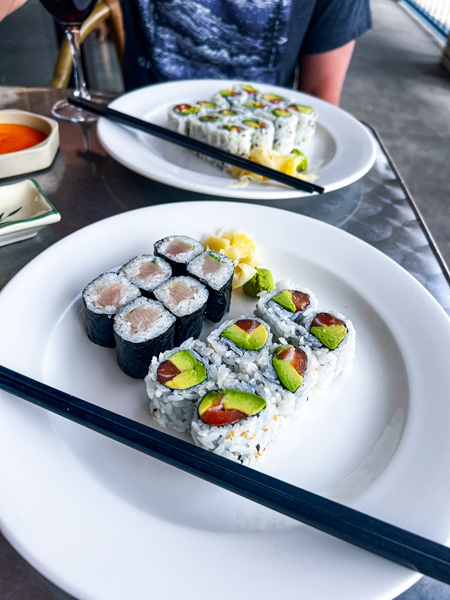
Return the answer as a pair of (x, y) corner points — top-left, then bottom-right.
(97, 79), (377, 199)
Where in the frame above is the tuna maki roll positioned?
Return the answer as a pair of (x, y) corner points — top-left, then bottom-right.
(145, 338), (221, 432)
(121, 255), (172, 297)
(301, 310), (356, 388)
(113, 297), (176, 379)
(255, 279), (318, 340)
(207, 316), (272, 373)
(153, 276), (209, 345)
(187, 250), (234, 322)
(168, 103), (201, 136)
(82, 272), (141, 348)
(154, 235), (204, 276)
(191, 382), (280, 466)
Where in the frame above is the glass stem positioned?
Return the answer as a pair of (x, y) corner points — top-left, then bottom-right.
(65, 26), (91, 100)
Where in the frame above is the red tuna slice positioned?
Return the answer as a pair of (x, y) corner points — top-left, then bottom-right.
(276, 346), (307, 376)
(291, 291), (310, 312)
(235, 319), (260, 334)
(157, 359), (181, 384)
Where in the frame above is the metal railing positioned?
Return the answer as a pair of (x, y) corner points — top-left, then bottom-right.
(401, 0), (450, 38)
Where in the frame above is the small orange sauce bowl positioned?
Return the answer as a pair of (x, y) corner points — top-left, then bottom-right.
(0, 110), (59, 179)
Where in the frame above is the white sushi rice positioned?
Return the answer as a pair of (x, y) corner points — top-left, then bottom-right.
(146, 338), (219, 432)
(121, 255), (172, 292)
(255, 278), (318, 340)
(207, 315), (273, 371)
(190, 376), (281, 466)
(153, 276), (209, 317)
(113, 297), (175, 343)
(83, 271), (140, 315)
(301, 310), (356, 388)
(187, 251), (234, 291)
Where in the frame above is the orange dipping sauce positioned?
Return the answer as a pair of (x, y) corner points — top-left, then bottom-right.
(0, 124), (47, 155)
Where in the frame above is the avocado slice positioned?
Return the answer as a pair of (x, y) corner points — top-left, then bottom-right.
(174, 104), (200, 115)
(272, 345), (307, 392)
(243, 101), (265, 109)
(198, 389), (266, 426)
(242, 84), (258, 95)
(310, 313), (347, 350)
(272, 108), (290, 118)
(220, 89), (238, 97)
(158, 350), (207, 390)
(219, 109), (238, 116)
(291, 149), (308, 172)
(200, 115), (221, 122)
(243, 119), (266, 129)
(272, 290), (296, 313)
(198, 101), (216, 108)
(221, 320), (268, 350)
(262, 93), (283, 103)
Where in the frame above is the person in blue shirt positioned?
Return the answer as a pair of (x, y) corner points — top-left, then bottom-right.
(2, 0), (371, 106)
(120, 0), (371, 105)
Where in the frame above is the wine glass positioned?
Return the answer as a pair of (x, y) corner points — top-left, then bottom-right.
(39, 0), (100, 123)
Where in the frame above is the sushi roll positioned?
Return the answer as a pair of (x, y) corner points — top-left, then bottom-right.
(256, 108), (298, 154)
(153, 276), (209, 345)
(260, 92), (289, 107)
(113, 297), (176, 379)
(212, 87), (246, 107)
(189, 114), (224, 146)
(154, 235), (204, 276)
(301, 310), (356, 388)
(253, 341), (318, 424)
(255, 279), (318, 340)
(187, 250), (234, 322)
(207, 316), (272, 373)
(121, 255), (172, 297)
(196, 100), (220, 113)
(146, 338), (222, 432)
(242, 118), (275, 150)
(286, 103), (319, 146)
(82, 271), (141, 348)
(167, 103), (201, 136)
(231, 83), (260, 102)
(191, 381), (280, 466)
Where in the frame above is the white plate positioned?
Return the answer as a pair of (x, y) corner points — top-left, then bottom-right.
(97, 79), (377, 199)
(1, 202), (450, 600)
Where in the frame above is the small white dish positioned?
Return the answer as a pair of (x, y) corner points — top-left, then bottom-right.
(0, 179), (60, 247)
(0, 109), (59, 179)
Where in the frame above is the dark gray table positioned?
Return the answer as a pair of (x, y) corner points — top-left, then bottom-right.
(1, 87), (449, 600)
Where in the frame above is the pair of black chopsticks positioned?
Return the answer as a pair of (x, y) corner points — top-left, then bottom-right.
(1, 363), (450, 586)
(68, 96), (325, 194)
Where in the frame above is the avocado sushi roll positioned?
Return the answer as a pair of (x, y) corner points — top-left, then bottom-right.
(191, 381), (280, 466)
(254, 341), (318, 423)
(168, 103), (201, 136)
(255, 279), (318, 340)
(154, 235), (204, 276)
(212, 87), (246, 107)
(254, 108), (298, 154)
(286, 103), (319, 146)
(113, 297), (176, 379)
(153, 276), (209, 345)
(242, 118), (275, 150)
(146, 339), (220, 432)
(301, 310), (356, 388)
(82, 272), (141, 348)
(121, 255), (172, 297)
(207, 316), (272, 373)
(187, 251), (234, 322)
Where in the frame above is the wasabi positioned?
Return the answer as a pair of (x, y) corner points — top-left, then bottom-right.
(243, 267), (274, 298)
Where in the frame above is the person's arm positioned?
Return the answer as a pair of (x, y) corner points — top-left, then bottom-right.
(297, 40), (355, 106)
(0, 0), (27, 21)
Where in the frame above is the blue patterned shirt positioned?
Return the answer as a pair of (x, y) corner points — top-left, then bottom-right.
(120, 0), (372, 90)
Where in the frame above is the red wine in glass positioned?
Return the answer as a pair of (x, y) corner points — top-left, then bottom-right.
(39, 0), (101, 122)
(38, 0), (97, 26)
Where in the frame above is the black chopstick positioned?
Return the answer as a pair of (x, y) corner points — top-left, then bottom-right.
(1, 364), (450, 585)
(68, 96), (325, 195)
